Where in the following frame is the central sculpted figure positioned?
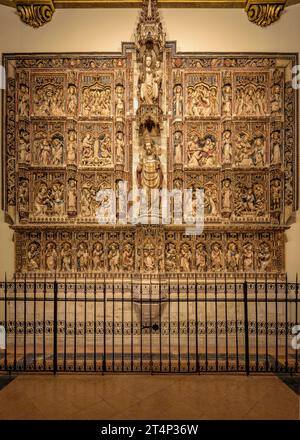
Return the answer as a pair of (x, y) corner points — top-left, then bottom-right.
(140, 54), (159, 105)
(136, 135), (163, 190)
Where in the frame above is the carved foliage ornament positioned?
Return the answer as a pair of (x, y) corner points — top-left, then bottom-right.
(245, 0), (287, 27)
(16, 0), (55, 28)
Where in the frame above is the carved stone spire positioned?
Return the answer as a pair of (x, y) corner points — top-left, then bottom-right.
(135, 0), (165, 63)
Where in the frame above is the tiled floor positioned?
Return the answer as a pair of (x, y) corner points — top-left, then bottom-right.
(0, 374), (299, 420)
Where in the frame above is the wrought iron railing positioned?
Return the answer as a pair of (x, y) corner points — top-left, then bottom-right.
(0, 274), (299, 374)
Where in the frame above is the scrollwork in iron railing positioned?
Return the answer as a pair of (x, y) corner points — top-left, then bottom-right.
(245, 0), (287, 27)
(16, 0), (55, 28)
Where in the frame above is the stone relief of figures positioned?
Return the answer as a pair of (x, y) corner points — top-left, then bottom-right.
(234, 179), (266, 218)
(33, 129), (64, 166)
(235, 130), (266, 168)
(33, 77), (65, 117)
(234, 80), (267, 117)
(78, 175), (112, 220)
(80, 127), (112, 166)
(187, 81), (218, 117)
(187, 132), (218, 168)
(34, 180), (65, 217)
(18, 228), (283, 274)
(82, 83), (111, 117)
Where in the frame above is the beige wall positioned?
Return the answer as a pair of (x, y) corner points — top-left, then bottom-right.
(0, 5), (300, 279)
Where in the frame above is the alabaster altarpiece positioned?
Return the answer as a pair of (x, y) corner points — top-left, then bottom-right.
(2, 0), (298, 279)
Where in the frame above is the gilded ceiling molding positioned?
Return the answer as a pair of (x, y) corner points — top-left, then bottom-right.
(16, 0), (55, 28)
(245, 0), (287, 26)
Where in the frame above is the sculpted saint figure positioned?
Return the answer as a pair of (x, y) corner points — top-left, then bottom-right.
(67, 179), (77, 214)
(258, 242), (271, 272)
(180, 244), (192, 272)
(45, 242), (57, 272)
(67, 130), (77, 163)
(196, 243), (207, 271)
(271, 130), (281, 165)
(27, 243), (40, 271)
(211, 243), (224, 271)
(61, 243), (72, 272)
(174, 131), (183, 164)
(108, 243), (120, 271)
(116, 131), (125, 164)
(242, 243), (254, 271)
(226, 242), (240, 272)
(221, 179), (233, 214)
(174, 85), (183, 117)
(122, 243), (134, 270)
(136, 136), (163, 190)
(140, 54), (159, 105)
(222, 130), (232, 164)
(92, 243), (104, 271)
(77, 243), (89, 271)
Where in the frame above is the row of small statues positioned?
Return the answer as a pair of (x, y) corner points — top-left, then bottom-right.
(25, 239), (273, 273)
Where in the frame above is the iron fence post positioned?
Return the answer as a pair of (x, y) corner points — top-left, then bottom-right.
(243, 279), (250, 376)
(53, 276), (58, 374)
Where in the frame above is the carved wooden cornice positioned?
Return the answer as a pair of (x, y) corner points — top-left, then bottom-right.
(0, 0), (294, 28)
(15, 0), (55, 27)
(245, 0), (287, 26)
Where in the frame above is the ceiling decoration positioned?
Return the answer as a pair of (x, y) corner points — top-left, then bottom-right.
(16, 0), (55, 28)
(245, 0), (287, 26)
(0, 0), (293, 29)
